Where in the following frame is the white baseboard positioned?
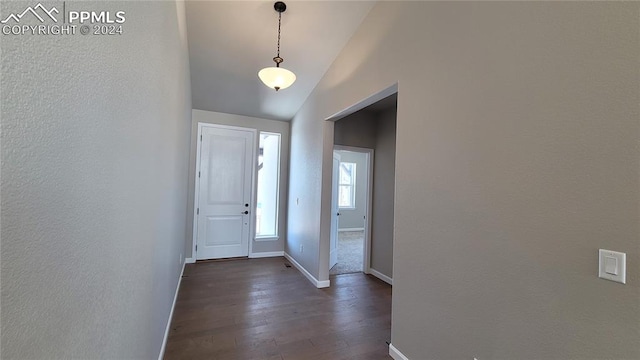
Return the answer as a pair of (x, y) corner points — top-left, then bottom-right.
(338, 227), (365, 232)
(284, 252), (330, 288)
(389, 343), (410, 360)
(249, 251), (284, 258)
(184, 257), (195, 264)
(158, 261), (185, 360)
(369, 268), (393, 285)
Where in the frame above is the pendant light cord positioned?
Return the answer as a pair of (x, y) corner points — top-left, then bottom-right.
(276, 11), (281, 65)
(270, 2), (286, 68)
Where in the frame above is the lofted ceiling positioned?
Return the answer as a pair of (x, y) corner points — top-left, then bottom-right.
(185, 1), (375, 121)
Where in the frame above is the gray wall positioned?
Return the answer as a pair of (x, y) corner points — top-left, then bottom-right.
(335, 151), (367, 230)
(334, 110), (377, 149)
(187, 109), (289, 257)
(333, 107), (397, 279)
(371, 109), (396, 278)
(0, 1), (192, 358)
(288, 2), (639, 359)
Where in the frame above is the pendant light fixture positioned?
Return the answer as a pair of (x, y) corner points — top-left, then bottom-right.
(258, 1), (296, 91)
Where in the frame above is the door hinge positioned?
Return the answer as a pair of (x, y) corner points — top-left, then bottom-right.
(197, 208), (199, 215)
(198, 171), (201, 178)
(200, 134), (202, 141)
(195, 245), (198, 252)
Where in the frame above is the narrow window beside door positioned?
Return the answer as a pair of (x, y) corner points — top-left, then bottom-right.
(256, 132), (281, 239)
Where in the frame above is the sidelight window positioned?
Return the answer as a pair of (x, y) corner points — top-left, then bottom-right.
(256, 132), (281, 238)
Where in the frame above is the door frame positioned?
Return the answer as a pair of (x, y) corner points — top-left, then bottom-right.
(330, 151), (341, 269)
(333, 145), (374, 274)
(192, 122), (257, 260)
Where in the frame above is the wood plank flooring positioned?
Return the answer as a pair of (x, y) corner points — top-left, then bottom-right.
(164, 257), (392, 360)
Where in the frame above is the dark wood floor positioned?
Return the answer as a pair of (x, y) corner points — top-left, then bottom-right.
(164, 257), (392, 360)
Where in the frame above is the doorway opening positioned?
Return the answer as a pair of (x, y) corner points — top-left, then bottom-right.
(330, 148), (373, 275)
(328, 91), (397, 284)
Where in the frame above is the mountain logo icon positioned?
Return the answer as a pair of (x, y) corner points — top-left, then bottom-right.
(1, 3), (59, 23)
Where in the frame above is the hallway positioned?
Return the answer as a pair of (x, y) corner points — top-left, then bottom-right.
(330, 230), (365, 276)
(164, 257), (392, 359)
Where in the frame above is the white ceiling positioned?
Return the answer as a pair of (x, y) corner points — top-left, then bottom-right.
(186, 1), (375, 121)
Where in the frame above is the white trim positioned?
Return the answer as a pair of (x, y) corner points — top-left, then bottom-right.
(338, 227), (365, 232)
(325, 83), (398, 122)
(184, 257), (195, 264)
(249, 251), (284, 258)
(334, 145), (374, 275)
(369, 268), (393, 285)
(248, 127), (258, 258)
(364, 148), (374, 275)
(389, 344), (410, 360)
(193, 123), (257, 260)
(192, 124), (203, 261)
(284, 252), (330, 288)
(158, 262), (185, 360)
(255, 236), (279, 242)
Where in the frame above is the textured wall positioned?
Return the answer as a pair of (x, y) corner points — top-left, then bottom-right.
(288, 2), (639, 358)
(287, 101), (326, 278)
(187, 110), (290, 258)
(334, 110), (377, 149)
(370, 109), (396, 278)
(0, 1), (192, 358)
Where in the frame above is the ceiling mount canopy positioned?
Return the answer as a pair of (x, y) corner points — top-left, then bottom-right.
(258, 1), (296, 91)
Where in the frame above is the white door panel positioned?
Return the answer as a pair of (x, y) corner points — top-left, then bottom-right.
(204, 216), (243, 246)
(196, 125), (254, 260)
(206, 136), (246, 205)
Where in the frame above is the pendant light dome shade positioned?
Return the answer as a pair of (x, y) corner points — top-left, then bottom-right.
(258, 66), (296, 91)
(259, 2), (296, 91)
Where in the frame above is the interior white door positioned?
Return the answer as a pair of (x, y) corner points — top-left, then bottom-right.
(196, 125), (254, 260)
(330, 151), (341, 269)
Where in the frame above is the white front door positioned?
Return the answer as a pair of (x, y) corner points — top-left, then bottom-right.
(330, 151), (341, 269)
(196, 125), (254, 260)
